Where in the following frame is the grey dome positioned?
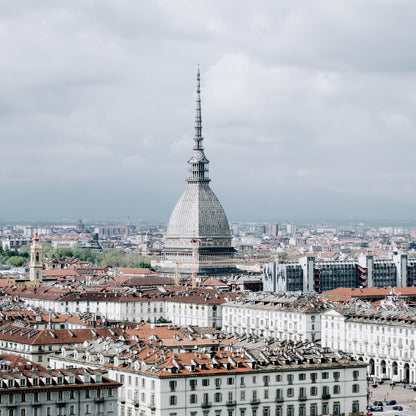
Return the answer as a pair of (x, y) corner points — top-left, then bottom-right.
(166, 183), (231, 239)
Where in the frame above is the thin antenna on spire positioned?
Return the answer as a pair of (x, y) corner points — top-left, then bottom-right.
(195, 67), (202, 144)
(188, 68), (210, 184)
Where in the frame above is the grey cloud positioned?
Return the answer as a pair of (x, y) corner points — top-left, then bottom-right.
(1, 1), (416, 222)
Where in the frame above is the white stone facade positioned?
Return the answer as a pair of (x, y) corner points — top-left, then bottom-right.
(51, 339), (367, 416)
(322, 307), (416, 382)
(222, 295), (326, 342)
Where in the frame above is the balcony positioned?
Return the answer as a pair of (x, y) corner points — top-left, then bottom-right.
(95, 397), (104, 403)
(226, 401), (236, 407)
(201, 401), (212, 408)
(250, 399), (260, 406)
(275, 397), (284, 403)
(322, 394), (331, 400)
(299, 395), (307, 401)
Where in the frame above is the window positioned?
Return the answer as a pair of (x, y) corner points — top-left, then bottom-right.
(202, 379), (210, 387)
(169, 396), (177, 406)
(33, 393), (39, 403)
(275, 375), (281, 382)
(322, 372), (329, 379)
(333, 372), (340, 381)
(287, 374), (293, 385)
(46, 409), (51, 416)
(252, 376), (257, 384)
(298, 373), (306, 381)
(169, 380), (177, 392)
(69, 406), (75, 415)
(263, 375), (270, 385)
(46, 392), (51, 401)
(227, 377), (234, 385)
(214, 393), (222, 402)
(287, 388), (294, 397)
(240, 390), (245, 400)
(310, 373), (317, 383)
(85, 405), (90, 414)
(190, 394), (197, 404)
(352, 384), (359, 393)
(216, 378), (222, 388)
(69, 390), (74, 400)
(190, 379), (197, 391)
(353, 370), (359, 381)
(21, 394), (25, 402)
(352, 401), (359, 414)
(299, 387), (306, 399)
(299, 406), (306, 416)
(322, 386), (330, 396)
(263, 408), (270, 416)
(203, 393), (209, 404)
(276, 407), (282, 416)
(287, 405), (294, 416)
(333, 385), (340, 394)
(276, 389), (283, 400)
(333, 402), (341, 415)
(322, 403), (329, 415)
(310, 404), (318, 416)
(20, 410), (25, 416)
(264, 389), (269, 399)
(310, 386), (318, 396)
(85, 390), (90, 399)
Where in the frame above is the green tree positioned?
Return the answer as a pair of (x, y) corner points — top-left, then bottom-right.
(6, 256), (26, 267)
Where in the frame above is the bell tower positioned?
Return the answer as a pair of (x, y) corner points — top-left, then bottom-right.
(29, 232), (43, 286)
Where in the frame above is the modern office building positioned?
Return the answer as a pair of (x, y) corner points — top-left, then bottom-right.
(264, 253), (416, 293)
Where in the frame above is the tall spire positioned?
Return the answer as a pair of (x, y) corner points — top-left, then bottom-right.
(194, 67), (203, 148)
(188, 68), (210, 184)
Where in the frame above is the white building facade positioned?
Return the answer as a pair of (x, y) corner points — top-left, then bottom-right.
(222, 295), (327, 342)
(51, 338), (367, 416)
(322, 307), (416, 382)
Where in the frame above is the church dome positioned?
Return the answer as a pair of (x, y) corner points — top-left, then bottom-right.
(166, 183), (231, 239)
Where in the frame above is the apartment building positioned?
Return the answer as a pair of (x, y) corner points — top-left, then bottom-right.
(222, 294), (328, 342)
(0, 353), (120, 416)
(50, 337), (367, 416)
(322, 305), (416, 382)
(0, 324), (123, 364)
(7, 286), (230, 328)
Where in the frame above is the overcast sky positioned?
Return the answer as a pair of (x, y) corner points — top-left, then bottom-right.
(1, 1), (416, 224)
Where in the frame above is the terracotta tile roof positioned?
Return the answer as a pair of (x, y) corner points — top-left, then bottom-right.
(118, 268), (156, 275)
(323, 286), (416, 298)
(200, 278), (229, 287)
(43, 269), (79, 277)
(121, 277), (175, 287)
(0, 324), (124, 345)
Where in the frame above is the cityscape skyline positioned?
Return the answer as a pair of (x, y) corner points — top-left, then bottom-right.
(1, 2), (416, 222)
